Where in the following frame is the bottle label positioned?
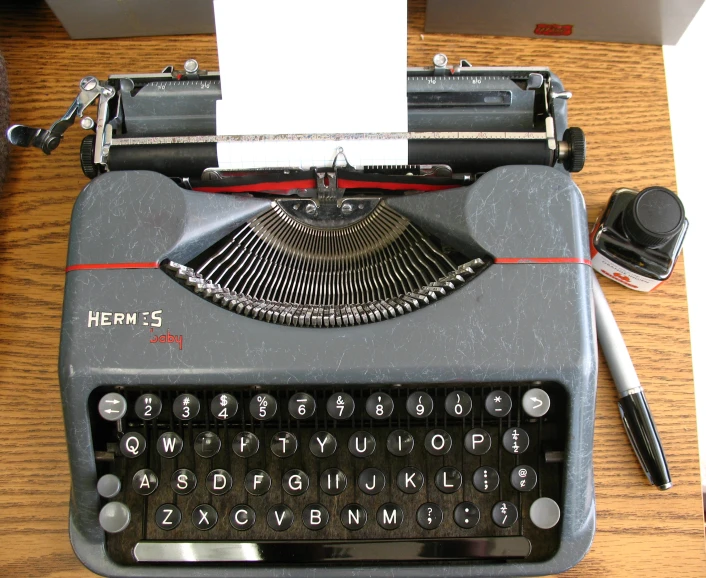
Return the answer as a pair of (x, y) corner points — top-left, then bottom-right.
(590, 251), (662, 292)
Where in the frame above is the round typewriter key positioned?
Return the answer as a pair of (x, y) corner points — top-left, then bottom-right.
(326, 392), (355, 420)
(267, 504), (294, 531)
(283, 469), (310, 496)
(377, 503), (403, 530)
(98, 393), (127, 422)
(206, 469), (232, 495)
(387, 429), (414, 456)
(309, 431), (337, 458)
(155, 504), (181, 531)
(502, 427), (530, 454)
(96, 474), (121, 499)
(522, 388), (550, 418)
(230, 505), (256, 530)
(485, 390), (512, 417)
(119, 432), (146, 458)
(473, 466), (500, 493)
(232, 431), (259, 458)
(511, 465), (538, 492)
(250, 393), (277, 421)
(340, 504), (367, 530)
(454, 502), (481, 529)
(320, 468), (347, 495)
(135, 393), (162, 420)
(417, 502), (443, 530)
(132, 469), (158, 495)
(192, 504), (218, 530)
(348, 431), (376, 457)
(406, 391), (434, 418)
(245, 469), (272, 495)
(366, 392), (394, 419)
(464, 428), (491, 455)
(288, 392), (316, 419)
(157, 432), (183, 458)
(211, 393), (238, 421)
(173, 393), (200, 421)
(424, 429), (452, 456)
(194, 431), (222, 458)
(435, 467), (462, 493)
(529, 497), (561, 529)
(171, 468), (197, 495)
(99, 502), (131, 534)
(303, 504), (329, 530)
(397, 467), (424, 494)
(358, 468), (386, 495)
(271, 431), (298, 458)
(445, 391), (472, 418)
(492, 501), (518, 528)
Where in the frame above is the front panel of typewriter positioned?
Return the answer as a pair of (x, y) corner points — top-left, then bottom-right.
(60, 164), (596, 578)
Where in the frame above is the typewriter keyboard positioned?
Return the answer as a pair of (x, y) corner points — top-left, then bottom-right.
(91, 384), (566, 565)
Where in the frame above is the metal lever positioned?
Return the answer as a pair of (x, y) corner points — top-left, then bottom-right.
(6, 76), (112, 154)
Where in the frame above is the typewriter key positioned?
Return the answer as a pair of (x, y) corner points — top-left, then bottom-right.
(326, 392), (354, 420)
(492, 501), (518, 528)
(288, 392), (316, 419)
(445, 391), (472, 418)
(267, 504), (294, 531)
(309, 432), (337, 458)
(522, 388), (550, 418)
(245, 469), (272, 495)
(348, 431), (376, 457)
(157, 432), (183, 458)
(358, 468), (386, 495)
(96, 474), (121, 499)
(119, 432), (146, 458)
(340, 504), (367, 530)
(320, 468), (347, 495)
(406, 391), (433, 418)
(211, 393), (238, 421)
(454, 502), (481, 529)
(132, 469), (158, 495)
(155, 504), (181, 531)
(206, 469), (232, 495)
(511, 465), (537, 492)
(485, 390), (512, 417)
(302, 504), (329, 530)
(271, 431), (298, 458)
(192, 504), (218, 530)
(173, 394), (199, 421)
(417, 502), (443, 530)
(194, 431), (221, 458)
(425, 429), (452, 455)
(502, 427), (530, 454)
(135, 394), (162, 420)
(171, 469), (197, 495)
(377, 503), (403, 530)
(366, 392), (394, 419)
(397, 467), (424, 494)
(229, 505), (256, 530)
(250, 393), (277, 421)
(282, 469), (309, 496)
(464, 428), (491, 455)
(387, 429), (414, 456)
(232, 432), (259, 458)
(98, 393), (127, 422)
(473, 466), (500, 493)
(99, 502), (130, 534)
(435, 467), (462, 493)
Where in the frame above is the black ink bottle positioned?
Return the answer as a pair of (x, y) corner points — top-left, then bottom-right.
(591, 186), (688, 292)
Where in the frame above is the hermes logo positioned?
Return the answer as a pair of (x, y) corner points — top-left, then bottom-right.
(534, 23), (573, 36)
(87, 309), (162, 327)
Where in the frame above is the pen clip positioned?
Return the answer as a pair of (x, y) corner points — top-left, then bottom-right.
(618, 402), (653, 485)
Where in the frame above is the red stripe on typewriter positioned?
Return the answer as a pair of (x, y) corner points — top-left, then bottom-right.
(194, 180), (457, 193)
(494, 257), (592, 266)
(65, 262), (160, 272)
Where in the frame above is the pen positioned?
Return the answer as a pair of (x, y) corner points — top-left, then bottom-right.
(591, 273), (672, 490)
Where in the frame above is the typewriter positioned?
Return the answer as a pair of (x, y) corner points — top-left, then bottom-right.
(8, 56), (596, 577)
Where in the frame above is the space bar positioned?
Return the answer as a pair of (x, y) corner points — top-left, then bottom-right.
(133, 537), (531, 563)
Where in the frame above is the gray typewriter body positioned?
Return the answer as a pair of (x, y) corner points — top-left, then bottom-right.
(60, 164), (596, 577)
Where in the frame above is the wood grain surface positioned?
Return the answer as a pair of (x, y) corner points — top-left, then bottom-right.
(0, 1), (704, 576)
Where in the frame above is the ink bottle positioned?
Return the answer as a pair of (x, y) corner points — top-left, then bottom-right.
(591, 186), (688, 292)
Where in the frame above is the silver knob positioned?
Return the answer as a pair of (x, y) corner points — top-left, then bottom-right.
(99, 502), (131, 534)
(433, 53), (448, 68)
(96, 474), (121, 498)
(184, 59), (199, 74)
(529, 497), (561, 529)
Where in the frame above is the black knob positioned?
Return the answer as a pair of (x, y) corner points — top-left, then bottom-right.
(561, 127), (586, 173)
(623, 186), (685, 247)
(80, 134), (99, 178)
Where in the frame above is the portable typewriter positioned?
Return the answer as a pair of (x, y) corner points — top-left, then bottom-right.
(8, 56), (597, 577)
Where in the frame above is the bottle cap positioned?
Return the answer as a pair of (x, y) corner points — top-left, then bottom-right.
(623, 187), (685, 247)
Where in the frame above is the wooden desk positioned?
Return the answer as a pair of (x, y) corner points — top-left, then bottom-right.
(0, 2), (703, 576)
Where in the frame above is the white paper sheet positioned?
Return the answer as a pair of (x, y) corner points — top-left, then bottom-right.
(213, 0), (408, 169)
